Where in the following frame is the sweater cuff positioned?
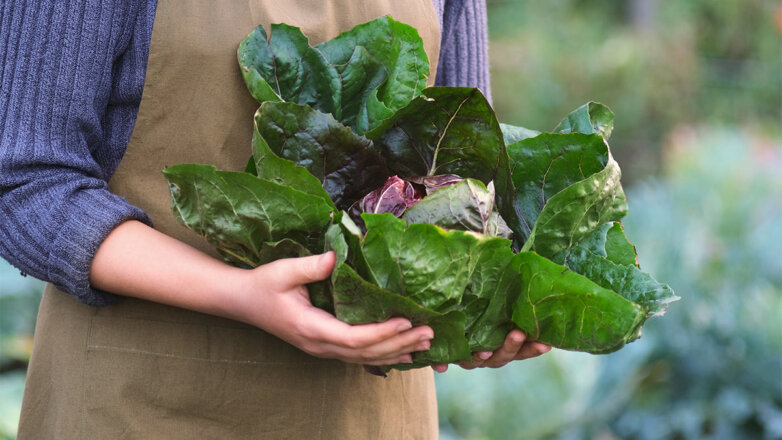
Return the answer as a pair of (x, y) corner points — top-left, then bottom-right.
(47, 189), (152, 306)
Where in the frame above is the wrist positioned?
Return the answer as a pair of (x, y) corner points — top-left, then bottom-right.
(208, 264), (257, 325)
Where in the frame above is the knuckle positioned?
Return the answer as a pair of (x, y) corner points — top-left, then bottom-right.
(343, 334), (362, 350)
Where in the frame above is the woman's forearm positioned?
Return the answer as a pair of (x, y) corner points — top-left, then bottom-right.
(88, 220), (434, 365)
(89, 220), (248, 321)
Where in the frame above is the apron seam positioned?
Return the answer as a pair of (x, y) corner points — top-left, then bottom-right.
(86, 344), (323, 365)
(317, 377), (327, 439)
(80, 316), (95, 440)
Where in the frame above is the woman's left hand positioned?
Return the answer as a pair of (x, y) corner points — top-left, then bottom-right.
(432, 329), (551, 373)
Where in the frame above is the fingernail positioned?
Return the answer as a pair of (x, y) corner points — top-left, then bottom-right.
(415, 341), (430, 351)
(419, 332), (434, 342)
(401, 355), (413, 364)
(511, 334), (524, 344)
(478, 351), (492, 360)
(396, 321), (413, 332)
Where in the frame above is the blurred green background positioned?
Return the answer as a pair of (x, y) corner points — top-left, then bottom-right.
(1, 0), (780, 438)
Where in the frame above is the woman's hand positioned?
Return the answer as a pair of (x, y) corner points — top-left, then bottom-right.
(232, 251), (434, 366)
(431, 330), (551, 373)
(90, 221), (433, 367)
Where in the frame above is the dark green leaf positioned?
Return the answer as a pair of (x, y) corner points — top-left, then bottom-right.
(163, 164), (334, 266)
(237, 24), (333, 108)
(367, 87), (506, 184)
(502, 133), (626, 256)
(251, 108), (336, 209)
(253, 101), (389, 209)
(238, 17), (430, 134)
(315, 16), (430, 129)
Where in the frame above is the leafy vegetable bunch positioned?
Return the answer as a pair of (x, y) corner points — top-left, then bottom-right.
(162, 17), (678, 370)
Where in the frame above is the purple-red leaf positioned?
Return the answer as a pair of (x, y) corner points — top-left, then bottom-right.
(357, 176), (423, 217)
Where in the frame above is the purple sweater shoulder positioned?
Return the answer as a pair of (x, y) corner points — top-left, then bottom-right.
(0, 0), (491, 306)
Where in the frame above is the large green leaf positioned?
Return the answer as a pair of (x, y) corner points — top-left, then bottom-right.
(503, 133), (626, 253)
(367, 87), (506, 184)
(501, 133), (627, 257)
(402, 179), (512, 238)
(554, 223), (678, 317)
(462, 238), (520, 351)
(250, 109), (335, 209)
(512, 252), (646, 353)
(238, 17), (429, 134)
(237, 24), (333, 108)
(324, 223), (471, 368)
(359, 214), (477, 312)
(163, 164), (334, 266)
(253, 101), (389, 209)
(314, 16), (430, 129)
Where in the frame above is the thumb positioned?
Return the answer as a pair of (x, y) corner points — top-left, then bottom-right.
(274, 251), (336, 288)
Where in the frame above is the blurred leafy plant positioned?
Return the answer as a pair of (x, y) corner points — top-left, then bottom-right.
(437, 126), (782, 440)
(0, 260), (44, 439)
(486, 0), (781, 181)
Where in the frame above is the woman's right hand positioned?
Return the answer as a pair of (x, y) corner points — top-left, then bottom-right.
(90, 221), (432, 367)
(229, 251), (434, 366)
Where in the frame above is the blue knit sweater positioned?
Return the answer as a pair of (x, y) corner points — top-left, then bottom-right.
(0, 0), (491, 306)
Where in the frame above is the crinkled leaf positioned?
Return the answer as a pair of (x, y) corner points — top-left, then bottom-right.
(251, 109), (335, 209)
(238, 17), (429, 134)
(367, 87), (506, 184)
(360, 214), (477, 312)
(237, 24), (333, 107)
(163, 164), (334, 266)
(463, 238), (519, 351)
(552, 222), (679, 318)
(502, 133), (626, 256)
(402, 179), (512, 238)
(253, 101), (389, 209)
(562, 247), (679, 318)
(554, 101), (614, 140)
(324, 224), (471, 368)
(512, 251), (646, 353)
(315, 16), (430, 130)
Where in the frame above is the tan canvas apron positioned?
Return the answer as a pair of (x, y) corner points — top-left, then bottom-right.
(18, 1), (441, 438)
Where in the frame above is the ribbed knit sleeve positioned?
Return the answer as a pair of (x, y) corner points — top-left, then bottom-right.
(0, 0), (155, 306)
(432, 0), (492, 101)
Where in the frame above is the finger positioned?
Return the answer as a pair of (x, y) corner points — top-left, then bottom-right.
(482, 330), (526, 368)
(514, 341), (552, 361)
(318, 324), (433, 362)
(432, 364), (448, 373)
(303, 310), (427, 349)
(267, 252), (336, 289)
(363, 353), (414, 366)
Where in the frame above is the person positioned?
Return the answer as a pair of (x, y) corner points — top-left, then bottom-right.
(0, 0), (550, 438)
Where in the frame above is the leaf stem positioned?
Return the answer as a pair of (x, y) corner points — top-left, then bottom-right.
(429, 95), (470, 176)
